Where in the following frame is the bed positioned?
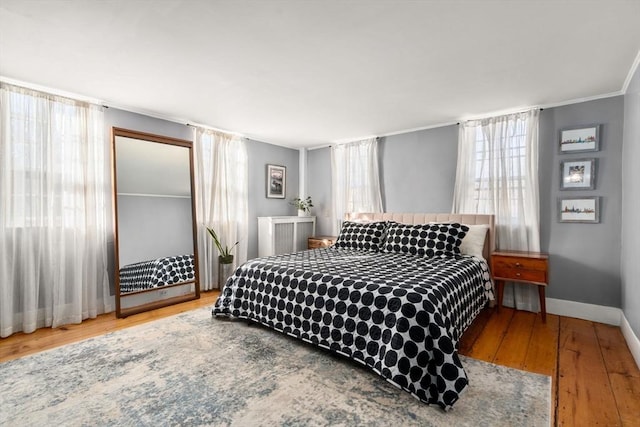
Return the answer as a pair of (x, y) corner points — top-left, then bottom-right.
(119, 254), (196, 293)
(213, 213), (495, 410)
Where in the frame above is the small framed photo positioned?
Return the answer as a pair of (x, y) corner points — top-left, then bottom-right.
(560, 158), (596, 190)
(559, 125), (599, 153)
(558, 196), (600, 223)
(266, 164), (286, 198)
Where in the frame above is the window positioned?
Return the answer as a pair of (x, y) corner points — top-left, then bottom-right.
(0, 83), (111, 336)
(471, 118), (529, 223)
(3, 89), (105, 229)
(331, 138), (383, 234)
(453, 110), (540, 249)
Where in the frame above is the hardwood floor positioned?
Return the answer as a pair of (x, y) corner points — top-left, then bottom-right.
(458, 308), (640, 426)
(1, 295), (638, 426)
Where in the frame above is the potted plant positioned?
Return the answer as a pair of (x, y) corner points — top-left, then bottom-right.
(207, 227), (239, 288)
(290, 196), (313, 216)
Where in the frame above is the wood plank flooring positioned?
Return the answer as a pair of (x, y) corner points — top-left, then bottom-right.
(458, 308), (640, 427)
(1, 294), (638, 426)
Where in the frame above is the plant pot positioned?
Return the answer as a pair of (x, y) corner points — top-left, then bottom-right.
(298, 209), (309, 217)
(218, 255), (234, 289)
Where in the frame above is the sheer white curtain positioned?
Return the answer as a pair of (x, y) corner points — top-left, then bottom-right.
(331, 137), (383, 234)
(0, 83), (111, 337)
(193, 127), (248, 290)
(453, 110), (540, 311)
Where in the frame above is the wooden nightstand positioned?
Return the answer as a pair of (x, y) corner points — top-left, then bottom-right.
(308, 236), (337, 249)
(490, 250), (549, 322)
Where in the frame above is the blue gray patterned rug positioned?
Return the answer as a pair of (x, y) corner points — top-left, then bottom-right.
(0, 307), (550, 426)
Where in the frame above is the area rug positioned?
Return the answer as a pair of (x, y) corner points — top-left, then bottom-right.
(0, 307), (550, 426)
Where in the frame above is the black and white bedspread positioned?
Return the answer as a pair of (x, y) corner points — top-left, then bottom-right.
(119, 254), (195, 293)
(213, 247), (492, 410)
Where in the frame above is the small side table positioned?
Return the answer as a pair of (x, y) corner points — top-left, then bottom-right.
(308, 236), (337, 249)
(490, 250), (549, 322)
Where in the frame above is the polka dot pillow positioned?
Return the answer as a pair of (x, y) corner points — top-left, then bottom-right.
(381, 222), (469, 257)
(334, 221), (388, 252)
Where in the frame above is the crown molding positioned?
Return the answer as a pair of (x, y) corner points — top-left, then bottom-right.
(622, 49), (640, 94)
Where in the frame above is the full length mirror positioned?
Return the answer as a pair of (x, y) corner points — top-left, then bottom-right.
(112, 127), (199, 317)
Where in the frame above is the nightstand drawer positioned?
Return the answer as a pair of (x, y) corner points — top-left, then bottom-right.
(492, 266), (547, 283)
(492, 257), (547, 272)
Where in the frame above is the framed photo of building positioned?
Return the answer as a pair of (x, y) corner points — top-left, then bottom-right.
(559, 125), (599, 153)
(560, 158), (596, 190)
(266, 164), (286, 198)
(558, 196), (599, 223)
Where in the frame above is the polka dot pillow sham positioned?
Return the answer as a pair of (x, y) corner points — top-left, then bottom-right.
(334, 221), (388, 251)
(381, 222), (469, 258)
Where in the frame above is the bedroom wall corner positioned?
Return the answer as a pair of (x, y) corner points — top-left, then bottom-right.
(621, 59), (640, 339)
(246, 139), (300, 259)
(621, 312), (640, 370)
(307, 146), (332, 236)
(547, 297), (640, 369)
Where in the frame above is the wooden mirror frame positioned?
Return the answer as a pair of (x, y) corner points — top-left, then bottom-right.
(111, 127), (200, 318)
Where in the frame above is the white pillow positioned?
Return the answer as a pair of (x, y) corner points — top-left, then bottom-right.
(459, 224), (489, 260)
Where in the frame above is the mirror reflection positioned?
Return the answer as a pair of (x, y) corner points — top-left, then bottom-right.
(112, 128), (199, 317)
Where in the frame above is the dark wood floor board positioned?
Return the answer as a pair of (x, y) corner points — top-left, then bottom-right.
(493, 310), (537, 369)
(594, 323), (640, 426)
(523, 313), (560, 376)
(557, 317), (621, 426)
(464, 306), (515, 362)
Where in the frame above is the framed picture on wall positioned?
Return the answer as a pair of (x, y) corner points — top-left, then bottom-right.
(266, 164), (286, 198)
(559, 124), (599, 153)
(560, 158), (596, 190)
(558, 196), (600, 223)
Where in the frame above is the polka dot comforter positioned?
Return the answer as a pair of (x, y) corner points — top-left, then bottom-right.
(119, 254), (195, 293)
(213, 247), (493, 410)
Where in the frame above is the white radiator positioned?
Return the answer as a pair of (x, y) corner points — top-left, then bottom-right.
(258, 216), (316, 257)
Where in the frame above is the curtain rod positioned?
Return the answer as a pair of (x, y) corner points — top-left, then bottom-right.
(457, 108), (544, 125)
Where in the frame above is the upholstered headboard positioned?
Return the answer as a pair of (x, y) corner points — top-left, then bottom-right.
(344, 212), (496, 260)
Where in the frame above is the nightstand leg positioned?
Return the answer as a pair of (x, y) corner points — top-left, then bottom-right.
(496, 280), (504, 312)
(538, 285), (547, 323)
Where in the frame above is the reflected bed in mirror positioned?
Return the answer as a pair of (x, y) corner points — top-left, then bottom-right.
(112, 128), (200, 317)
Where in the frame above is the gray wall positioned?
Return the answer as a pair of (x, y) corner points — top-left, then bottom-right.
(540, 97), (624, 307)
(308, 147), (332, 234)
(622, 65), (640, 336)
(307, 125), (458, 236)
(306, 97), (625, 309)
(379, 125), (458, 212)
(246, 138), (300, 260)
(117, 195), (194, 267)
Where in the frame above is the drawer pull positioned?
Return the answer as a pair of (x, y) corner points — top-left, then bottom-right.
(515, 262), (522, 267)
(516, 272), (521, 277)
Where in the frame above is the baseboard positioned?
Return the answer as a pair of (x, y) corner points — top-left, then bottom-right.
(546, 297), (640, 370)
(546, 297), (622, 326)
(620, 313), (640, 370)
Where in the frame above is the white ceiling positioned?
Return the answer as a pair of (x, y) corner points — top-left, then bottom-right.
(1, 1), (639, 148)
